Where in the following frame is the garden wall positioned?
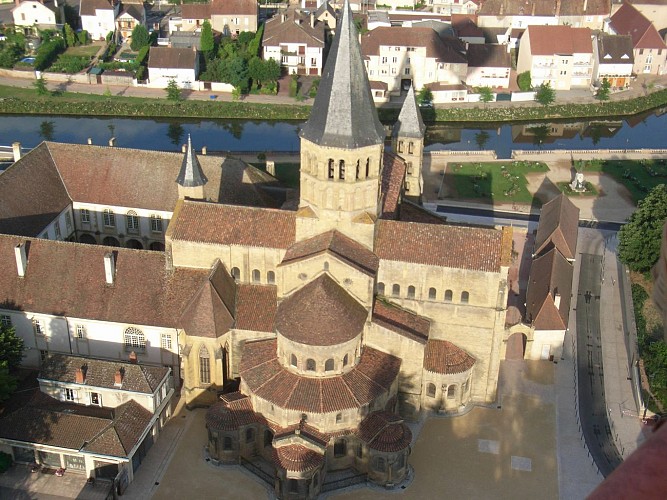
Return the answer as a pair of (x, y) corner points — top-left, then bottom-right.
(0, 68), (34, 79)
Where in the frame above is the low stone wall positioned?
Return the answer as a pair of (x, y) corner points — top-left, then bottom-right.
(512, 148), (667, 161)
(0, 68), (34, 79)
(41, 72), (89, 84)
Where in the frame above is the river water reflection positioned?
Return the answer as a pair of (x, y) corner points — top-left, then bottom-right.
(1, 108), (666, 159)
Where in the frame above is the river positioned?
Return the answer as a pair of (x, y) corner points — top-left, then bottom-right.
(1, 108), (666, 159)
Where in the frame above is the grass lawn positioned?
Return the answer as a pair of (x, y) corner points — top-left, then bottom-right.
(447, 160), (549, 204)
(556, 181), (598, 196)
(253, 162), (300, 188)
(64, 44), (101, 58)
(576, 159), (667, 203)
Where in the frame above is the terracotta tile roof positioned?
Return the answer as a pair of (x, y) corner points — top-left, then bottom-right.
(526, 25), (593, 56)
(380, 152), (406, 220)
(168, 200), (296, 248)
(275, 274), (368, 346)
(240, 340), (401, 413)
(466, 43), (511, 68)
(362, 27), (467, 63)
(375, 220), (502, 272)
(39, 354), (168, 393)
(235, 284), (277, 332)
(534, 193), (579, 260)
(451, 14), (483, 38)
(272, 421), (331, 447)
(478, 0), (555, 17)
(80, 0), (113, 16)
(398, 201), (448, 225)
(596, 34), (635, 66)
(182, 3), (211, 19)
(263, 9), (325, 47)
(372, 299), (429, 344)
(210, 0), (257, 16)
(0, 235), (209, 328)
(423, 339), (476, 374)
(281, 230), (379, 275)
(558, 0), (609, 16)
(0, 143), (71, 237)
(206, 392), (259, 431)
(357, 410), (412, 452)
(273, 444), (324, 472)
(0, 396), (151, 458)
(149, 47), (197, 70)
(525, 247), (573, 331)
(426, 82), (467, 91)
(610, 2), (666, 49)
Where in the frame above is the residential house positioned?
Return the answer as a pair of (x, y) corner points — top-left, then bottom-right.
(517, 25), (594, 90)
(0, 354), (173, 485)
(477, 0), (558, 29)
(361, 27), (468, 98)
(116, 0), (145, 43)
(608, 2), (666, 75)
(557, 0), (610, 29)
(263, 9), (326, 76)
(429, 0), (479, 16)
(80, 0), (118, 41)
(147, 46), (199, 88)
(612, 0), (667, 32)
(12, 0), (59, 31)
(466, 43), (511, 89)
(175, 0), (258, 36)
(593, 33), (634, 90)
(451, 14), (485, 44)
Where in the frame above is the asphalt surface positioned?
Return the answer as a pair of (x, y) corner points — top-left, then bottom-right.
(576, 253), (623, 477)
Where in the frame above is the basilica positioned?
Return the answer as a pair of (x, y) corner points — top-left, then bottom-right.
(0, 2), (510, 497)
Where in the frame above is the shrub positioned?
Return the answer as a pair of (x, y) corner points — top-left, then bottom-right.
(48, 55), (88, 74)
(34, 38), (65, 71)
(289, 75), (298, 98)
(77, 30), (90, 46)
(136, 45), (150, 65)
(517, 71), (532, 91)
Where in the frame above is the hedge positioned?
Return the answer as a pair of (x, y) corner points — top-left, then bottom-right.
(34, 38), (65, 71)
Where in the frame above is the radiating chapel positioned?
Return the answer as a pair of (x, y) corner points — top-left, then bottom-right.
(0, 2), (511, 498)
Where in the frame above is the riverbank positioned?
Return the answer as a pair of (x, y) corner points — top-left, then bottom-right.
(1, 72), (667, 123)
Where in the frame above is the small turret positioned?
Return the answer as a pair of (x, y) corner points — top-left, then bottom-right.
(392, 85), (425, 201)
(176, 134), (208, 200)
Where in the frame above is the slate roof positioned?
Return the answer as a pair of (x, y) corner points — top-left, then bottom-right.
(118, 3), (143, 21)
(281, 229), (379, 275)
(610, 2), (667, 50)
(371, 299), (430, 344)
(357, 410), (412, 452)
(423, 339), (476, 374)
(0, 235), (209, 328)
(380, 152), (407, 220)
(79, 0), (113, 17)
(525, 247), (573, 330)
(176, 135), (207, 188)
(375, 220), (503, 272)
(596, 34), (634, 66)
(240, 339), (401, 413)
(0, 394), (152, 458)
(168, 200), (296, 248)
(533, 193), (579, 260)
(466, 43), (511, 68)
(39, 354), (168, 393)
(525, 25), (593, 56)
(148, 47), (197, 70)
(300, 1), (385, 149)
(273, 444), (325, 472)
(362, 27), (467, 64)
(393, 85), (426, 139)
(210, 0), (256, 16)
(275, 274), (368, 346)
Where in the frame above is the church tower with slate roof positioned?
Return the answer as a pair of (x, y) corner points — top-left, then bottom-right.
(176, 134), (208, 200)
(392, 85), (426, 202)
(296, 1), (386, 249)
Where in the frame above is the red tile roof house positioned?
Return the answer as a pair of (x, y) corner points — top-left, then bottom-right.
(147, 46), (200, 89)
(516, 24), (595, 90)
(608, 1), (667, 76)
(171, 0), (258, 37)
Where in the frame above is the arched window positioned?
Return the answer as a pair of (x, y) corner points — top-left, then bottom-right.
(461, 291), (469, 304)
(252, 269), (260, 283)
(427, 383), (436, 398)
(126, 210), (139, 232)
(267, 271), (275, 284)
(199, 345), (210, 384)
(123, 327), (145, 350)
(289, 479), (298, 493)
(408, 141), (414, 154)
(428, 287), (437, 300)
(323, 261), (329, 271)
(264, 429), (273, 448)
(328, 159), (334, 179)
(325, 358), (334, 371)
(447, 385), (456, 399)
(445, 289), (453, 302)
(377, 282), (385, 295)
(291, 354), (298, 367)
(245, 428), (255, 443)
(392, 284), (400, 297)
(334, 438), (346, 458)
(356, 160), (360, 179)
(339, 160), (345, 180)
(407, 285), (415, 298)
(306, 359), (316, 371)
(231, 267), (240, 280)
(343, 354), (348, 367)
(462, 379), (469, 393)
(398, 140), (404, 153)
(366, 158), (370, 177)
(223, 436), (232, 450)
(103, 209), (115, 227)
(336, 413), (342, 423)
(373, 457), (386, 472)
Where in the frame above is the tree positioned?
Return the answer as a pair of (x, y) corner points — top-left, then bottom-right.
(477, 86), (494, 103)
(535, 81), (555, 106)
(0, 362), (17, 403)
(417, 87), (433, 107)
(130, 25), (150, 51)
(33, 76), (49, 96)
(596, 78), (611, 101)
(517, 71), (532, 91)
(165, 79), (181, 101)
(0, 323), (24, 371)
(200, 20), (215, 55)
(64, 23), (76, 48)
(619, 184), (667, 273)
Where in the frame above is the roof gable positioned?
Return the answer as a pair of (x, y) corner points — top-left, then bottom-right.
(148, 47), (197, 69)
(392, 85), (426, 139)
(526, 25), (593, 56)
(525, 247), (574, 330)
(534, 193), (579, 259)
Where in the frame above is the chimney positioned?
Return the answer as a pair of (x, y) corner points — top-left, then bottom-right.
(583, 0), (588, 12)
(108, 137), (115, 147)
(87, 138), (92, 145)
(15, 243), (27, 278)
(310, 12), (315, 28)
(104, 252), (115, 285)
(182, 144), (187, 153)
(281, 12), (286, 23)
(129, 351), (138, 364)
(554, 292), (561, 310)
(12, 142), (21, 162)
(75, 367), (85, 384)
(14, 0), (19, 7)
(114, 369), (123, 386)
(201, 146), (207, 155)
